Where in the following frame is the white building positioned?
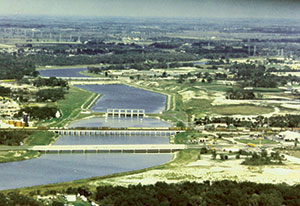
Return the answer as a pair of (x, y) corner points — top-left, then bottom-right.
(279, 131), (300, 141)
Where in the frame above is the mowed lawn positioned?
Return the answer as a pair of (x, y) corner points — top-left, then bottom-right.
(25, 131), (57, 146)
(212, 104), (274, 115)
(49, 86), (95, 127)
(236, 139), (278, 145)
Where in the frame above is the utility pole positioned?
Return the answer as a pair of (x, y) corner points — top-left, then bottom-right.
(248, 38), (251, 56)
(253, 45), (256, 56)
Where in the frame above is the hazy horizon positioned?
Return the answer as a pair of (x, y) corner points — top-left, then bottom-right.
(0, 0), (300, 19)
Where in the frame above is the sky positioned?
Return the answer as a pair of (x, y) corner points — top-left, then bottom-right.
(0, 0), (300, 19)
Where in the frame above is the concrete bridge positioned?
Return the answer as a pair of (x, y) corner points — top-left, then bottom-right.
(29, 144), (187, 153)
(50, 129), (182, 136)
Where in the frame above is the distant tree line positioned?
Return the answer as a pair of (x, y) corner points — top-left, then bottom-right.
(0, 54), (38, 80)
(17, 51), (198, 66)
(195, 114), (300, 129)
(229, 63), (300, 88)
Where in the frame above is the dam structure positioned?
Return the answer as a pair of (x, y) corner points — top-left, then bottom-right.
(106, 108), (145, 118)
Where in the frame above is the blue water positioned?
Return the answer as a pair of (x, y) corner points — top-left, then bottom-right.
(0, 116), (172, 190)
(193, 62), (207, 65)
(68, 117), (171, 128)
(75, 84), (166, 113)
(55, 135), (170, 145)
(0, 153), (171, 190)
(39, 68), (88, 77)
(0, 69), (172, 191)
(56, 117), (171, 146)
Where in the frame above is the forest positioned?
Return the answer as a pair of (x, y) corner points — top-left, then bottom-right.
(33, 77), (68, 88)
(36, 88), (65, 102)
(15, 106), (58, 120)
(16, 51), (198, 66)
(0, 192), (41, 206)
(0, 54), (38, 80)
(93, 180), (300, 206)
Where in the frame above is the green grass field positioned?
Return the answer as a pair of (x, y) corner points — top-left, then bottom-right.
(47, 86), (95, 127)
(0, 150), (40, 163)
(212, 104), (274, 115)
(236, 139), (277, 145)
(25, 131), (57, 146)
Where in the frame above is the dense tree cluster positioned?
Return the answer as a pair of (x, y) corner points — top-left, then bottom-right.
(36, 88), (65, 102)
(18, 52), (198, 66)
(15, 106), (58, 120)
(0, 131), (33, 146)
(0, 86), (11, 97)
(0, 54), (38, 80)
(95, 181), (300, 206)
(195, 116), (260, 128)
(226, 88), (255, 99)
(266, 114), (300, 128)
(0, 192), (41, 206)
(150, 42), (182, 49)
(229, 63), (291, 88)
(87, 66), (103, 74)
(242, 150), (284, 166)
(33, 77), (68, 88)
(196, 114), (300, 129)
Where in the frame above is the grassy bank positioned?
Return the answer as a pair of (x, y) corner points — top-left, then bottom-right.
(0, 150), (40, 164)
(47, 86), (96, 127)
(0, 87), (93, 163)
(81, 93), (101, 110)
(25, 131), (58, 146)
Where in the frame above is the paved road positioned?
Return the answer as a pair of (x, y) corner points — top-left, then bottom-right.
(284, 154), (300, 164)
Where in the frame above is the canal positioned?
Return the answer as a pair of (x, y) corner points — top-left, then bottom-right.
(0, 69), (173, 190)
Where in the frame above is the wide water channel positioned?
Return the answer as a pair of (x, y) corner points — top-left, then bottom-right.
(0, 72), (172, 190)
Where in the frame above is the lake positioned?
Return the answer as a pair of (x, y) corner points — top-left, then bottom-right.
(39, 68), (88, 77)
(75, 84), (166, 113)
